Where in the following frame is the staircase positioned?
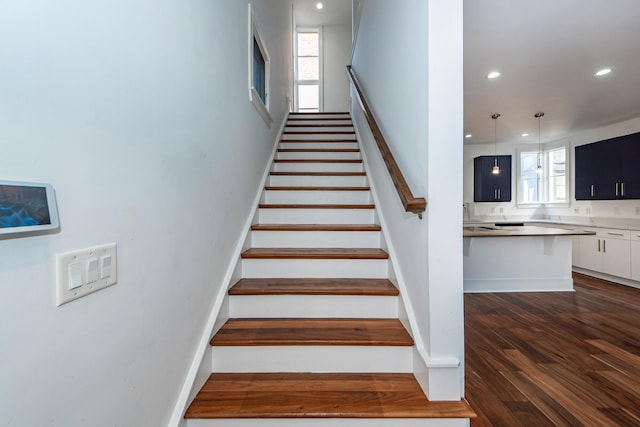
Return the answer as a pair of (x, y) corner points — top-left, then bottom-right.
(184, 112), (474, 426)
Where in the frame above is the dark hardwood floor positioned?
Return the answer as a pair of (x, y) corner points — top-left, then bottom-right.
(465, 272), (640, 427)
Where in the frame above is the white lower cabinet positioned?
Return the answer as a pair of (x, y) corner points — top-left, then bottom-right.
(576, 232), (602, 271)
(602, 231), (631, 279)
(574, 228), (631, 279)
(632, 232), (640, 281)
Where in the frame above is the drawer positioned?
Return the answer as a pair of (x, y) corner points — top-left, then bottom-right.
(594, 228), (631, 240)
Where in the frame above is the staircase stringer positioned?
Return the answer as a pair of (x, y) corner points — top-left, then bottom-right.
(167, 111), (290, 427)
(353, 120), (462, 401)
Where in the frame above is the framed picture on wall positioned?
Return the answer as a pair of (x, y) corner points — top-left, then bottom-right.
(0, 180), (59, 235)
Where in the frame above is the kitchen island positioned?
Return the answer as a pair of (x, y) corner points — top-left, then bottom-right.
(463, 224), (595, 293)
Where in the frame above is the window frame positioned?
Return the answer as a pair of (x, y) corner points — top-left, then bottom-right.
(248, 5), (272, 126)
(294, 27), (323, 113)
(516, 141), (570, 207)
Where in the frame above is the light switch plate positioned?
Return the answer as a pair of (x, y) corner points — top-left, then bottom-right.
(56, 243), (117, 306)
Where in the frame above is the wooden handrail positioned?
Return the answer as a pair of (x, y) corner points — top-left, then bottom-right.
(346, 65), (427, 216)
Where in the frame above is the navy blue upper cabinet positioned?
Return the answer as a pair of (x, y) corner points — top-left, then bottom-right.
(575, 132), (640, 200)
(619, 136), (640, 198)
(474, 155), (511, 202)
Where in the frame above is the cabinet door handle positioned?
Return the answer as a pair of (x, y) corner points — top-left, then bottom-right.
(616, 182), (620, 196)
(603, 240), (606, 253)
(494, 189), (497, 199)
(621, 182), (625, 197)
(498, 189), (501, 199)
(598, 239), (601, 252)
(591, 185), (595, 197)
(607, 232), (624, 237)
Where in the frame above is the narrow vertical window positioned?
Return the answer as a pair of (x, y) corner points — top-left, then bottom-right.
(248, 5), (272, 126)
(295, 29), (321, 112)
(253, 38), (266, 103)
(547, 147), (566, 203)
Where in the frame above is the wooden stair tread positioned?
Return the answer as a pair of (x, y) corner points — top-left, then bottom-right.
(264, 186), (370, 191)
(287, 124), (354, 127)
(290, 112), (350, 115)
(185, 373), (476, 419)
(270, 171), (366, 176)
(259, 203), (375, 209)
(278, 148), (360, 152)
(288, 117), (352, 121)
(241, 248), (388, 259)
(283, 131), (356, 135)
(211, 318), (412, 346)
(251, 224), (380, 232)
(274, 159), (362, 163)
(229, 278), (398, 296)
(281, 139), (357, 143)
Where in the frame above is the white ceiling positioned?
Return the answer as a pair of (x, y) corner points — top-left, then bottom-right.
(292, 1), (640, 146)
(293, 0), (352, 26)
(464, 0), (640, 145)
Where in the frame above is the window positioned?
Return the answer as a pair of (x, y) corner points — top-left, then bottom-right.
(295, 29), (322, 112)
(518, 146), (568, 205)
(248, 5), (272, 126)
(253, 38), (266, 104)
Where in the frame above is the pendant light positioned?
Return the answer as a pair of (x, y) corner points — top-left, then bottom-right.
(491, 113), (501, 175)
(535, 112), (545, 174)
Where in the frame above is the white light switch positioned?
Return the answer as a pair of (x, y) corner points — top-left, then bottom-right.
(68, 262), (83, 290)
(101, 255), (112, 279)
(56, 243), (117, 306)
(87, 258), (99, 284)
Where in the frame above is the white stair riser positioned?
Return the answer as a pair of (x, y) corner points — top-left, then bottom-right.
(229, 295), (398, 318)
(263, 190), (371, 205)
(285, 126), (354, 133)
(272, 162), (363, 173)
(279, 142), (359, 149)
(258, 208), (375, 224)
(211, 346), (412, 373)
(282, 134), (356, 141)
(286, 120), (353, 126)
(269, 175), (368, 187)
(241, 259), (388, 278)
(187, 419), (469, 427)
(276, 151), (361, 160)
(251, 230), (380, 248)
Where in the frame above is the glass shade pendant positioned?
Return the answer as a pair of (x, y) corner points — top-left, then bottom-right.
(492, 113), (501, 175)
(535, 112), (544, 174)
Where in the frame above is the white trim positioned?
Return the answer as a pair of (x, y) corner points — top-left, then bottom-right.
(250, 87), (273, 127)
(167, 111), (289, 427)
(352, 108), (461, 400)
(248, 4), (272, 126)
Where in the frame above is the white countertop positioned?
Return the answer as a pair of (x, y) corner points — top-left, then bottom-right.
(465, 218), (640, 231)
(463, 225), (595, 237)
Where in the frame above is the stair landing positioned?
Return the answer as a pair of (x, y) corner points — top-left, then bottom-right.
(185, 373), (475, 419)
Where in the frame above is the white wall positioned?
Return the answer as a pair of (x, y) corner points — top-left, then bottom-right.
(323, 24), (352, 112)
(0, 1), (292, 426)
(464, 115), (640, 223)
(351, 0), (464, 399)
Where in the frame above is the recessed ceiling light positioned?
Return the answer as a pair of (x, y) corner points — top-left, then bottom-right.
(465, 134), (472, 139)
(522, 133), (529, 137)
(316, 2), (323, 9)
(487, 71), (501, 79)
(595, 68), (612, 77)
